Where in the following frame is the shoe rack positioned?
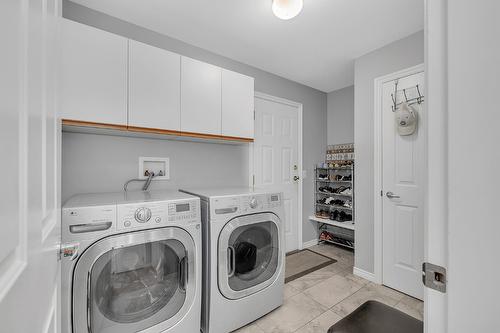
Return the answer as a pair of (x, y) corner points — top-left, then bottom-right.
(310, 164), (355, 250)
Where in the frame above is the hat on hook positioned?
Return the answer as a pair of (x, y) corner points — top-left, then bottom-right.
(395, 102), (417, 136)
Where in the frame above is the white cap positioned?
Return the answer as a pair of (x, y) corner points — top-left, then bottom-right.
(395, 102), (417, 136)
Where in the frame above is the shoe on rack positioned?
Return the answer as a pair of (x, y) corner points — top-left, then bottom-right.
(336, 211), (347, 222)
(324, 196), (335, 205)
(339, 187), (352, 195)
(330, 210), (340, 220)
(343, 200), (352, 208)
(318, 174), (328, 180)
(316, 197), (327, 205)
(334, 186), (347, 194)
(333, 199), (344, 206)
(319, 186), (333, 193)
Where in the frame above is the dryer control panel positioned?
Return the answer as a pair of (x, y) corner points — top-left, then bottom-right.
(212, 193), (282, 216)
(117, 199), (199, 230)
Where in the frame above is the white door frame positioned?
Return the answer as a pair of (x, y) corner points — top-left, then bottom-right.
(423, 0), (448, 331)
(373, 63), (425, 285)
(249, 91), (304, 251)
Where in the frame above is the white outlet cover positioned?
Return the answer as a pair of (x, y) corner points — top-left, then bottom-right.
(139, 157), (170, 180)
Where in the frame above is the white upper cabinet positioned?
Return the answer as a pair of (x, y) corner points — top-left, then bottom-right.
(181, 57), (222, 135)
(60, 19), (127, 125)
(128, 40), (181, 131)
(221, 69), (255, 138)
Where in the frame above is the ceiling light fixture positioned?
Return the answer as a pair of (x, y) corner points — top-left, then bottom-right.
(272, 0), (303, 20)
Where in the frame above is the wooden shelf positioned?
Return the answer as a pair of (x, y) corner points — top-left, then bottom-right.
(62, 119), (254, 144)
(309, 216), (355, 231)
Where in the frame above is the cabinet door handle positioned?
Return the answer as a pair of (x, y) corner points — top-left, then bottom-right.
(293, 176), (300, 181)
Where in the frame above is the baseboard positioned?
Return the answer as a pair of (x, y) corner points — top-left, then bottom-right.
(302, 239), (319, 249)
(353, 267), (376, 282)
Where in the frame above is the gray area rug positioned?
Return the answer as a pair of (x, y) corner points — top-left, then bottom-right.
(328, 300), (423, 333)
(285, 249), (336, 283)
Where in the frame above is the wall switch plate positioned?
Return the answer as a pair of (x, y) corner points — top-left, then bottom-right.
(138, 157), (169, 180)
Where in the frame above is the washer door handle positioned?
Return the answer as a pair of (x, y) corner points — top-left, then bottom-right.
(227, 246), (235, 277)
(179, 257), (188, 291)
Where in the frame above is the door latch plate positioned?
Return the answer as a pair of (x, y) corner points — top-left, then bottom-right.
(422, 262), (446, 293)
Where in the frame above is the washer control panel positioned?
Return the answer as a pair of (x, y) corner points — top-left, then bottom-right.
(167, 201), (198, 222)
(117, 199), (198, 230)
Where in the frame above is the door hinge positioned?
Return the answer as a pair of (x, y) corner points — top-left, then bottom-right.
(252, 175), (255, 186)
(422, 262), (447, 293)
(380, 190), (383, 196)
(254, 110), (256, 120)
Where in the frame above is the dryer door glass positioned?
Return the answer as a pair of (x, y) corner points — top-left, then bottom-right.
(89, 239), (187, 333)
(227, 220), (279, 291)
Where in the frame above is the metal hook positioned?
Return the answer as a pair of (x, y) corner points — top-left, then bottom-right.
(391, 80), (399, 112)
(416, 84), (422, 104)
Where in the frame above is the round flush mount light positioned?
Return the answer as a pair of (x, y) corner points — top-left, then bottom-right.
(272, 0), (303, 20)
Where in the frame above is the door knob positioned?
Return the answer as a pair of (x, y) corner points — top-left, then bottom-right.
(293, 176), (300, 181)
(386, 191), (400, 199)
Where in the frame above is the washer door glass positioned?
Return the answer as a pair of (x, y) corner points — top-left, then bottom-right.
(90, 239), (186, 332)
(218, 213), (282, 299)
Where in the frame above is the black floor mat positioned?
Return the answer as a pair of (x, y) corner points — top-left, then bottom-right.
(328, 300), (423, 333)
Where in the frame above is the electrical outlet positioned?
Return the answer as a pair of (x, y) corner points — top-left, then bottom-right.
(138, 157), (170, 180)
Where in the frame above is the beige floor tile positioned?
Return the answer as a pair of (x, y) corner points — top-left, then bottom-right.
(303, 274), (364, 309)
(284, 284), (301, 299)
(394, 295), (424, 321)
(337, 269), (370, 286)
(287, 261), (347, 291)
(331, 283), (405, 317)
(255, 293), (327, 333)
(294, 310), (342, 333)
(232, 322), (266, 333)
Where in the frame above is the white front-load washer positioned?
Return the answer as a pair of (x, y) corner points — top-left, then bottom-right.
(180, 187), (285, 333)
(61, 190), (201, 333)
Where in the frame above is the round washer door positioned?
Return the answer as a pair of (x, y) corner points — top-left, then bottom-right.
(218, 212), (283, 300)
(72, 227), (196, 333)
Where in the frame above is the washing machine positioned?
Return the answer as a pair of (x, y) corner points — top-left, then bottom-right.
(61, 190), (201, 333)
(180, 187), (285, 333)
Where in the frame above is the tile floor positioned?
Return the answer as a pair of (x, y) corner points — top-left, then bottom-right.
(234, 243), (423, 333)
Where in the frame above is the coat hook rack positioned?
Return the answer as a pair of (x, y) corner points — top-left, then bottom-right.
(391, 81), (425, 112)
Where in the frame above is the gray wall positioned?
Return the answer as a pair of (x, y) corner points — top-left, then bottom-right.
(62, 132), (249, 198)
(62, 1), (327, 243)
(327, 85), (354, 144)
(354, 31), (424, 273)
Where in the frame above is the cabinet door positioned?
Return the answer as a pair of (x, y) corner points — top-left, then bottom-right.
(181, 57), (221, 135)
(128, 40), (181, 131)
(60, 19), (127, 125)
(221, 69), (254, 138)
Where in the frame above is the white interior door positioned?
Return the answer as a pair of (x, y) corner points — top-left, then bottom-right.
(0, 1), (61, 332)
(382, 72), (425, 300)
(253, 95), (300, 253)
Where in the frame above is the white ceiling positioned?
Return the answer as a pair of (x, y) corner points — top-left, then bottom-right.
(70, 0), (424, 92)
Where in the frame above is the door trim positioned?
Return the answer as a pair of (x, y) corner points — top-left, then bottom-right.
(250, 91), (303, 250)
(373, 64), (424, 285)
